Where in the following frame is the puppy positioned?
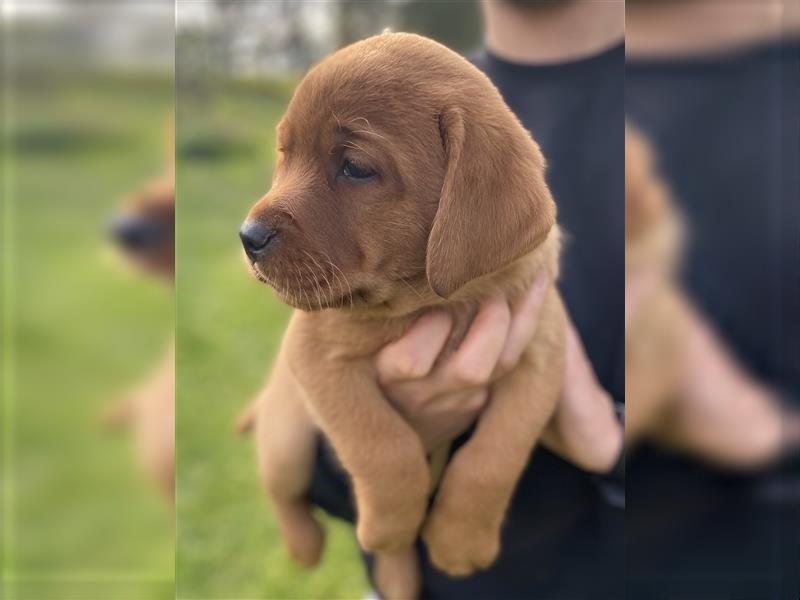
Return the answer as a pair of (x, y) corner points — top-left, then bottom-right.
(106, 166), (175, 502)
(624, 125), (687, 445)
(242, 33), (566, 598)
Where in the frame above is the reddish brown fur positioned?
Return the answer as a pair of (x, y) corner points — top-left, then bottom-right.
(245, 33), (566, 597)
(113, 175), (175, 282)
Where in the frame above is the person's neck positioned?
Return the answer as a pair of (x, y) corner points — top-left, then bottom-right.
(626, 1), (791, 59)
(482, 1), (624, 65)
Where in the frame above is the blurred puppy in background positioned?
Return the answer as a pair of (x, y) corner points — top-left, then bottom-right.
(625, 125), (796, 468)
(105, 122), (175, 502)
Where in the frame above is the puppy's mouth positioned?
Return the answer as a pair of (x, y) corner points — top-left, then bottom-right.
(248, 258), (367, 311)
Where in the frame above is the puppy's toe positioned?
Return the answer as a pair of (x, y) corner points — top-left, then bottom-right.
(279, 505), (326, 568)
(422, 518), (499, 578)
(286, 518), (325, 568)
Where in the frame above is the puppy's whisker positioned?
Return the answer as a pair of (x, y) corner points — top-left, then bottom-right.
(321, 251), (353, 310)
(325, 259), (344, 302)
(290, 270), (302, 307)
(302, 250), (334, 306)
(305, 258), (326, 309)
(294, 264), (312, 310)
(350, 116), (372, 129)
(351, 129), (388, 142)
(342, 141), (377, 161)
(398, 276), (424, 300)
(330, 264), (350, 310)
(302, 259), (323, 309)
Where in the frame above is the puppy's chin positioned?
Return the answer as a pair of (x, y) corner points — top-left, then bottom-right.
(247, 260), (366, 312)
(273, 287), (353, 312)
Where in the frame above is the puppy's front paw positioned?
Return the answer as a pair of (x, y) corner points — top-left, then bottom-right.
(355, 483), (428, 554)
(285, 514), (325, 568)
(276, 502), (326, 568)
(421, 496), (501, 578)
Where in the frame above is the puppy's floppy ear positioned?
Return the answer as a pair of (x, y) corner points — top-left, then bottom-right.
(426, 107), (556, 298)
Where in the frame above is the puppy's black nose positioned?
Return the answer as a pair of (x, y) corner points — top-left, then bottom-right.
(239, 220), (277, 259)
(109, 214), (163, 250)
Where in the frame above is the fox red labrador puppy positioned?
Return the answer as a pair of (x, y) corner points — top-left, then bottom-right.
(241, 33), (566, 598)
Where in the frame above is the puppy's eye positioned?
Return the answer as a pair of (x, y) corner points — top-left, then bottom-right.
(341, 159), (375, 180)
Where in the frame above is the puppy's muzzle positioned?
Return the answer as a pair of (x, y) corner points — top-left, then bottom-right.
(239, 220), (278, 261)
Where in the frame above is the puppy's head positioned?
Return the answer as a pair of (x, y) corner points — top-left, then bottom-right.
(241, 33), (555, 311)
(110, 175), (175, 282)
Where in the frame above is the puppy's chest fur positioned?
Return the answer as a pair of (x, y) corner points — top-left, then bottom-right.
(287, 228), (562, 382)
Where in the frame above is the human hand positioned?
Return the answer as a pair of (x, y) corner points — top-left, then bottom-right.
(656, 301), (786, 468)
(375, 274), (550, 452)
(538, 318), (623, 473)
(375, 275), (623, 473)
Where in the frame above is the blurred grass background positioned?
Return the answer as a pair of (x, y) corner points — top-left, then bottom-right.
(175, 79), (368, 599)
(4, 72), (174, 599)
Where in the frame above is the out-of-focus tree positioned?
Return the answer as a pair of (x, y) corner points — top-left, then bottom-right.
(337, 0), (397, 46)
(398, 0), (482, 54)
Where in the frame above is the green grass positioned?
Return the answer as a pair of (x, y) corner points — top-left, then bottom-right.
(4, 72), (175, 599)
(175, 80), (368, 599)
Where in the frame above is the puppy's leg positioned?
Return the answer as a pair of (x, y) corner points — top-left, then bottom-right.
(422, 292), (566, 578)
(256, 351), (324, 567)
(374, 547), (420, 600)
(294, 357), (430, 555)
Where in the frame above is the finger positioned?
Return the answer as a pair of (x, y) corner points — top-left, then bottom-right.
(564, 316), (594, 382)
(442, 297), (511, 387)
(497, 273), (550, 373)
(376, 310), (453, 383)
(625, 268), (658, 331)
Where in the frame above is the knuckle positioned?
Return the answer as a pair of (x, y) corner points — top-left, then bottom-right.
(404, 390), (429, 413)
(465, 391), (488, 412)
(383, 353), (425, 381)
(399, 357), (428, 379)
(496, 353), (517, 374)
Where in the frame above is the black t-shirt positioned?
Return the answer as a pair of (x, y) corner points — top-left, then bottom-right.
(625, 41), (800, 599)
(473, 44), (626, 406)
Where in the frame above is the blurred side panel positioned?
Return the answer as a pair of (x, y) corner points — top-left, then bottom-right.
(1, 2), (175, 599)
(626, 1), (800, 598)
